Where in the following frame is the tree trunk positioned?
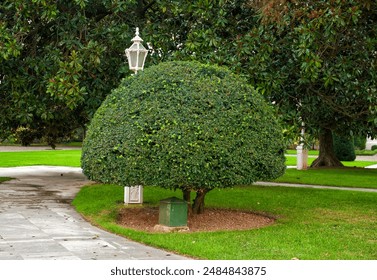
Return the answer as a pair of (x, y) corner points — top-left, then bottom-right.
(182, 188), (192, 216)
(182, 188), (191, 204)
(192, 189), (209, 215)
(311, 128), (343, 168)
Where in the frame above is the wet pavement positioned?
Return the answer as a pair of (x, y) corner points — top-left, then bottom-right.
(0, 166), (188, 260)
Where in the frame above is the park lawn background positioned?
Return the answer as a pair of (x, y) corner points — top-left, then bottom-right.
(285, 155), (376, 167)
(0, 150), (81, 167)
(72, 183), (377, 260)
(1, 149), (377, 189)
(285, 149), (377, 156)
(275, 168), (377, 189)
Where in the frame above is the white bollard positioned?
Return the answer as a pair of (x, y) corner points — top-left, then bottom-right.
(296, 144), (308, 170)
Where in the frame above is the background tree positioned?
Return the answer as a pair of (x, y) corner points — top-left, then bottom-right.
(144, 0), (377, 167)
(144, 0), (257, 70)
(0, 0), (258, 146)
(242, 0), (377, 167)
(0, 0), (144, 146)
(81, 61), (286, 214)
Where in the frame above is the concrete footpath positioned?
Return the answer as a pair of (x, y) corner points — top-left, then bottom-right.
(0, 166), (188, 260)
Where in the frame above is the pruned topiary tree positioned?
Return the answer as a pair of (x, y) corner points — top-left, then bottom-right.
(81, 61), (286, 214)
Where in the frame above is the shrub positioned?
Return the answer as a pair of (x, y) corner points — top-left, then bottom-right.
(81, 61), (286, 214)
(372, 145), (377, 151)
(14, 126), (41, 146)
(353, 135), (367, 150)
(333, 134), (356, 161)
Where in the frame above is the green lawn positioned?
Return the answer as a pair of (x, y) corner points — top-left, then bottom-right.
(276, 168), (377, 189)
(285, 155), (376, 168)
(342, 161), (377, 168)
(286, 149), (377, 156)
(286, 149), (320, 155)
(72, 183), (377, 260)
(0, 150), (81, 167)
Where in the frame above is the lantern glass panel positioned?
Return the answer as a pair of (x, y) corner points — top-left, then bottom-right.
(128, 51), (138, 69)
(138, 51), (147, 68)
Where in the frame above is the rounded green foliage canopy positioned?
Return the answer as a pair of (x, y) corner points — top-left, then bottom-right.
(82, 61), (285, 191)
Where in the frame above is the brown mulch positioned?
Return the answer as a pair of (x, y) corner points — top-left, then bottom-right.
(117, 207), (275, 233)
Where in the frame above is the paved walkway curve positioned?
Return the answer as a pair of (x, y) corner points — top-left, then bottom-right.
(0, 166), (188, 260)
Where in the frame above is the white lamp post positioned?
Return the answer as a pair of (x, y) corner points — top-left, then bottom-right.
(123, 27), (148, 204)
(125, 27), (148, 74)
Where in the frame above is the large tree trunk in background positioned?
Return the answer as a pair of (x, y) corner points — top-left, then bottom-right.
(311, 128), (343, 168)
(192, 189), (209, 215)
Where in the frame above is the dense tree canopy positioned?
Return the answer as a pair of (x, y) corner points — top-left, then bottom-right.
(243, 0), (377, 166)
(81, 61), (286, 214)
(0, 0), (256, 146)
(0, 0), (147, 145)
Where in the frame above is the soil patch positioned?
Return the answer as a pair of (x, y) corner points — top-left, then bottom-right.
(117, 207), (275, 233)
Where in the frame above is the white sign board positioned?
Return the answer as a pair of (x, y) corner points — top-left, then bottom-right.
(124, 185), (143, 204)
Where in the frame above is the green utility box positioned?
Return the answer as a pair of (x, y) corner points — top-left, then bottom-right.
(159, 197), (188, 227)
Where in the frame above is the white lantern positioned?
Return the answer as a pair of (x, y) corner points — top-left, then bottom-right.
(125, 27), (148, 74)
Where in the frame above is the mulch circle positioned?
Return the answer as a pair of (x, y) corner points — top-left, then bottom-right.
(117, 207), (275, 233)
